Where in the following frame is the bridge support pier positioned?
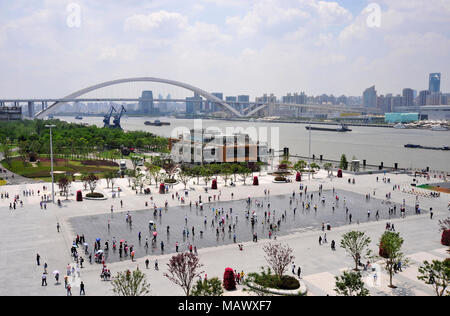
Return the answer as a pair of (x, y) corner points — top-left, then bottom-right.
(28, 101), (35, 118)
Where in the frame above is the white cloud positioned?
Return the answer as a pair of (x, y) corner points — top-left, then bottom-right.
(226, 0), (310, 37)
(0, 0), (449, 99)
(124, 11), (188, 32)
(98, 44), (139, 62)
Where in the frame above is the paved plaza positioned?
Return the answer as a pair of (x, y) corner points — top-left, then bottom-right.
(0, 170), (448, 296)
(69, 189), (414, 263)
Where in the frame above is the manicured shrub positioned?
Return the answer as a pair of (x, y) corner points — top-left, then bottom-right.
(247, 268), (300, 290)
(211, 179), (218, 190)
(223, 268), (236, 291)
(274, 176), (287, 182)
(296, 172), (301, 182)
(164, 178), (177, 184)
(253, 176), (259, 186)
(85, 192), (104, 198)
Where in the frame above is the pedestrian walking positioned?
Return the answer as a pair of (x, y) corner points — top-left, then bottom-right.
(80, 281), (85, 296)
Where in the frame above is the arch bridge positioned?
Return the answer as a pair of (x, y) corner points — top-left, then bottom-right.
(35, 77), (243, 118)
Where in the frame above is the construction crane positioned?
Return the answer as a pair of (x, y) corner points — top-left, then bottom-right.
(112, 105), (126, 129)
(103, 106), (117, 128)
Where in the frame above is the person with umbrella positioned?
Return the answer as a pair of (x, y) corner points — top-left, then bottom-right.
(53, 270), (60, 284)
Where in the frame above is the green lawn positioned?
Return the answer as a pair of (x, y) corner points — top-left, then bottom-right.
(2, 157), (119, 180)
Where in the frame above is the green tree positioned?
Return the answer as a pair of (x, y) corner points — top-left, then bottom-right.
(84, 173), (99, 194)
(57, 175), (71, 200)
(220, 165), (232, 187)
(324, 162), (333, 176)
(340, 154), (348, 170)
(379, 231), (409, 288)
(178, 169), (192, 190)
(293, 160), (307, 174)
(201, 167), (213, 186)
(417, 259), (450, 296)
(124, 169), (137, 187)
(145, 164), (162, 188)
(191, 277), (224, 296)
(239, 166), (253, 185)
(335, 271), (370, 296)
(2, 139), (12, 165)
(340, 231), (373, 271)
(105, 171), (119, 191)
(112, 269), (151, 296)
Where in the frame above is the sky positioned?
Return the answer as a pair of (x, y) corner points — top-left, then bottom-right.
(0, 0), (449, 99)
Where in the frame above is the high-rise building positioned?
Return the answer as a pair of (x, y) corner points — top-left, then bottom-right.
(429, 73), (441, 94)
(186, 93), (202, 115)
(282, 92), (306, 104)
(392, 95), (403, 108)
(363, 86), (377, 108)
(418, 90), (430, 106)
(426, 93), (443, 105)
(256, 93), (277, 104)
(402, 88), (415, 107)
(377, 95), (386, 112)
(337, 95), (348, 106)
(238, 95), (250, 104)
(209, 92), (224, 112)
(139, 91), (154, 114)
(384, 94), (393, 113)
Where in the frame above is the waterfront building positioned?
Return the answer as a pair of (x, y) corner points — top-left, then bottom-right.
(337, 95), (348, 106)
(419, 90), (431, 106)
(139, 91), (154, 114)
(186, 93), (203, 115)
(392, 95), (403, 108)
(208, 92), (224, 112)
(0, 106), (22, 121)
(384, 94), (393, 113)
(171, 129), (268, 165)
(385, 112), (419, 123)
(282, 92), (307, 104)
(402, 88), (415, 107)
(363, 86), (377, 108)
(429, 73), (441, 94)
(426, 93), (443, 106)
(256, 93), (277, 104)
(377, 95), (385, 111)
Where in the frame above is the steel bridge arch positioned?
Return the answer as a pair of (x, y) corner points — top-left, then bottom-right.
(35, 77), (243, 118)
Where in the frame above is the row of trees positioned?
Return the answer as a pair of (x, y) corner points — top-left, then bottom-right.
(110, 228), (449, 296)
(339, 229), (449, 296)
(0, 119), (168, 165)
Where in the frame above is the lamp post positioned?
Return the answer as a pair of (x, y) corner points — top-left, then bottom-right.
(308, 118), (312, 181)
(45, 124), (56, 203)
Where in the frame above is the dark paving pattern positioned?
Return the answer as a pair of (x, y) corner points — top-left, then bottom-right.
(69, 189), (415, 263)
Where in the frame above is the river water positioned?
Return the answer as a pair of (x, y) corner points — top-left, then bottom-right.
(57, 116), (450, 172)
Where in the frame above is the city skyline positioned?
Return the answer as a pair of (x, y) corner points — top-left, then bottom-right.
(0, 0), (449, 99)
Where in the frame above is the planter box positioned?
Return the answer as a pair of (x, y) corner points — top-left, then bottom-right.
(246, 282), (307, 296)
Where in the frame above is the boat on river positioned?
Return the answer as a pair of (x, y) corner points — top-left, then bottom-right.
(305, 124), (352, 132)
